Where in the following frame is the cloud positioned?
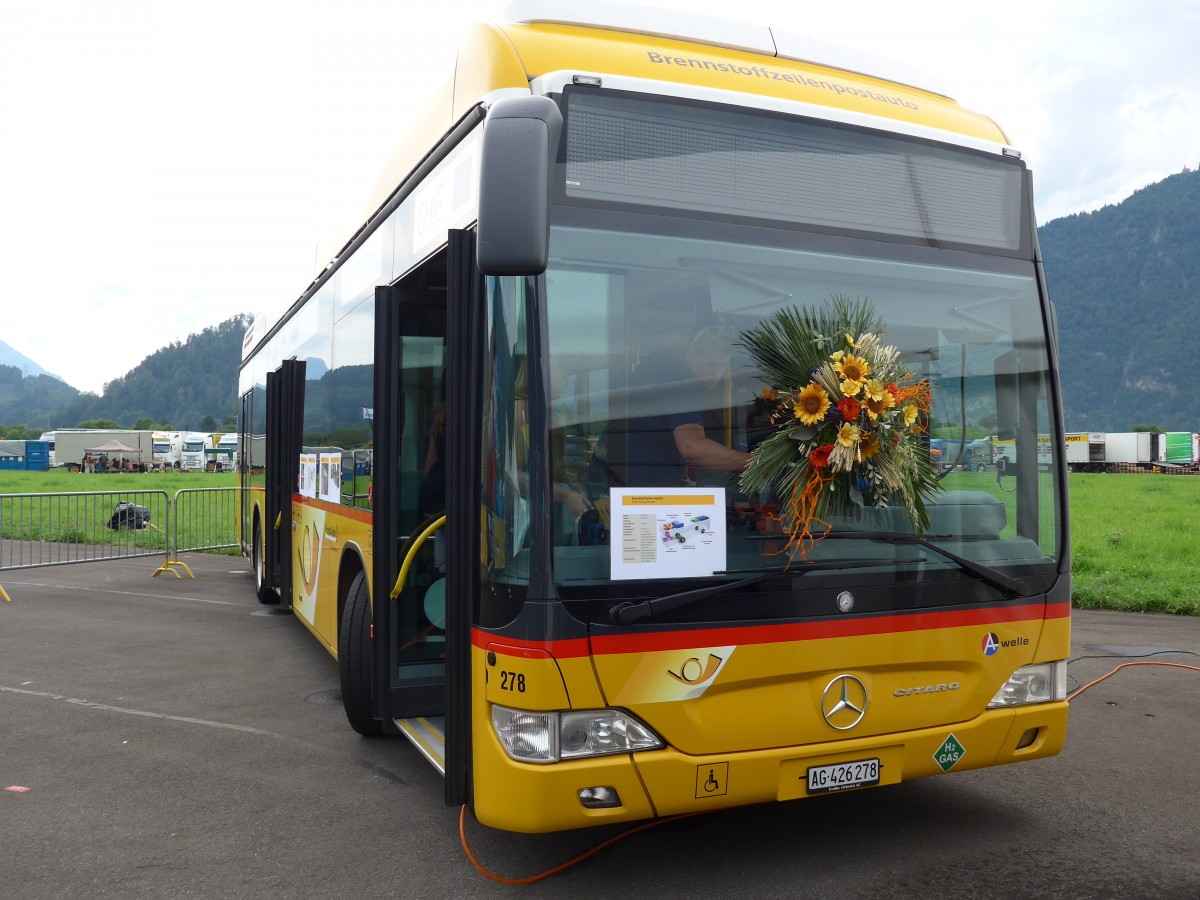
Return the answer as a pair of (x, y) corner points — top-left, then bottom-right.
(2, 0), (1198, 394)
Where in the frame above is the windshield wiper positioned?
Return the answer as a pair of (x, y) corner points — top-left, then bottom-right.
(818, 530), (1028, 599)
(609, 556), (927, 624)
(611, 575), (767, 624)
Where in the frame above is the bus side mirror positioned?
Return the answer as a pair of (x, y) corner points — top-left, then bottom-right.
(477, 96), (563, 276)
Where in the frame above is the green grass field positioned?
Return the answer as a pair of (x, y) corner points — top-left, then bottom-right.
(1067, 474), (1200, 615)
(0, 469), (238, 554)
(2, 469), (1197, 613)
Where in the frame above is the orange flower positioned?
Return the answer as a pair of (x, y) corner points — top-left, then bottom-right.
(837, 397), (861, 421)
(808, 443), (834, 468)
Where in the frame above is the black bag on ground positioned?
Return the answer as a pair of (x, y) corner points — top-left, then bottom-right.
(108, 501), (150, 530)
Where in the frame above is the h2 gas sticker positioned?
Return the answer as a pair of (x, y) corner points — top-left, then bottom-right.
(935, 734), (966, 772)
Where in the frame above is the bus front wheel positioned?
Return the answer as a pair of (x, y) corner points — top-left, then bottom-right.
(339, 572), (383, 736)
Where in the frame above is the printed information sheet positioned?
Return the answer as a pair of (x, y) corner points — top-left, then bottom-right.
(610, 488), (726, 580)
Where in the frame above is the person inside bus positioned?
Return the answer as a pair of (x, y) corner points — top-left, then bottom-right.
(607, 324), (752, 487)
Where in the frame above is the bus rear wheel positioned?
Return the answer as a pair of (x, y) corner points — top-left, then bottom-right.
(339, 572), (383, 736)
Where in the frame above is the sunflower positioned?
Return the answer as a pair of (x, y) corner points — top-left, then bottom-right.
(863, 384), (896, 420)
(793, 382), (831, 425)
(833, 353), (870, 397)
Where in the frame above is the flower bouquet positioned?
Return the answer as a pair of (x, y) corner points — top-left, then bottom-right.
(739, 295), (941, 558)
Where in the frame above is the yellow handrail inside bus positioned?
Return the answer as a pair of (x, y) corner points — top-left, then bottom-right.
(391, 515), (446, 600)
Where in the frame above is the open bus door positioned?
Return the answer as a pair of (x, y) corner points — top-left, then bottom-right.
(372, 231), (480, 807)
(263, 359), (305, 605)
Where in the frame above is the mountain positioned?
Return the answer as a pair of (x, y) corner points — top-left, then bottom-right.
(0, 316), (249, 434)
(1040, 168), (1200, 431)
(5, 171), (1200, 436)
(0, 338), (64, 382)
(52, 316), (249, 430)
(0, 365), (81, 431)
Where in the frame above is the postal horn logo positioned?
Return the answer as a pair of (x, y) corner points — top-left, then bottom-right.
(668, 654), (724, 686)
(821, 674), (868, 730)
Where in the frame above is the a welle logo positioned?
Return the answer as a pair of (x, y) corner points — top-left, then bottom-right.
(982, 632), (1030, 656)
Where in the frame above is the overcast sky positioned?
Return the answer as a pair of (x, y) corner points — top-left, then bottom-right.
(2, 0), (1197, 396)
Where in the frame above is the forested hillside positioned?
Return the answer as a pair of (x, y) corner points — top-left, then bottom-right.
(1040, 168), (1200, 431)
(50, 316), (248, 431)
(0, 366), (81, 430)
(5, 169), (1200, 436)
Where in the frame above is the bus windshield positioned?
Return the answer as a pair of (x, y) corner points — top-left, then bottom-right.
(477, 91), (1063, 625)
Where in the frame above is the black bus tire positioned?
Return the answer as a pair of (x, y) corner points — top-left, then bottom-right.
(339, 572), (383, 736)
(253, 522), (279, 605)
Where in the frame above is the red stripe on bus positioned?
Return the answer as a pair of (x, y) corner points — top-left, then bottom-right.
(472, 632), (591, 658)
(291, 494), (373, 523)
(473, 600), (1068, 658)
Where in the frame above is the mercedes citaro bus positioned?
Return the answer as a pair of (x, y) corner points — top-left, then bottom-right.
(237, 2), (1069, 833)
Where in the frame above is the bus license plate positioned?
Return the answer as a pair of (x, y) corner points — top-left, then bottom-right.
(806, 758), (880, 794)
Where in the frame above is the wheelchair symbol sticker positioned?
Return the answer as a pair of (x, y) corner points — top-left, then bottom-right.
(695, 762), (729, 798)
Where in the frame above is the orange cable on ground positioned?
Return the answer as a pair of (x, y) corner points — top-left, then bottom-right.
(1069, 661), (1200, 701)
(459, 805), (705, 885)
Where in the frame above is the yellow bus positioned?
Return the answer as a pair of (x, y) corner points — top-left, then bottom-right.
(237, 2), (1070, 834)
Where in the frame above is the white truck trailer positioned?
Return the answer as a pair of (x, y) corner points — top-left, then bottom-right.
(1064, 433), (1107, 472)
(52, 429), (154, 470)
(1103, 432), (1154, 469)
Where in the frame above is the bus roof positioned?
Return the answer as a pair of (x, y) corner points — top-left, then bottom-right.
(365, 3), (1007, 222)
(248, 1), (1012, 362)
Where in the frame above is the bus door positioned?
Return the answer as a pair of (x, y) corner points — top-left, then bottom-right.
(372, 231), (480, 805)
(264, 358), (305, 605)
(238, 390), (252, 555)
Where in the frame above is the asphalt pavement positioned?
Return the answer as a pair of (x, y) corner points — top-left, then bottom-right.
(1, 553), (1198, 898)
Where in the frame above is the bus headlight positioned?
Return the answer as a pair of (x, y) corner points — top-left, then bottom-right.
(987, 661), (1068, 707)
(491, 705), (664, 763)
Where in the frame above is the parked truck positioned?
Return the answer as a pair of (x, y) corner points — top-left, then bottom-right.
(180, 433), (213, 471)
(985, 435), (1054, 472)
(152, 431), (183, 469)
(1063, 431), (1198, 473)
(1064, 433), (1107, 472)
(215, 432), (239, 470)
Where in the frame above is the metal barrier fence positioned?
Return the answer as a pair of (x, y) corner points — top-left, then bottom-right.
(167, 486), (239, 571)
(0, 487), (239, 596)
